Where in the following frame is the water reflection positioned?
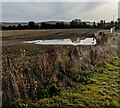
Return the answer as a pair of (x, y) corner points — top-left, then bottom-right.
(24, 37), (96, 45)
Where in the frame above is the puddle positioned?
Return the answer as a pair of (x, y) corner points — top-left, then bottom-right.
(24, 37), (97, 45)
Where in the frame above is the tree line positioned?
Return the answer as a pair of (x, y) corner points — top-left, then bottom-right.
(2, 19), (120, 30)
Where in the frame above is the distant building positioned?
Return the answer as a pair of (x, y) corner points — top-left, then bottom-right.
(85, 21), (94, 26)
(110, 27), (115, 33)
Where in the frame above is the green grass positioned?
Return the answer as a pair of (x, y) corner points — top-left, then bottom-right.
(7, 56), (120, 108)
(20, 56), (120, 108)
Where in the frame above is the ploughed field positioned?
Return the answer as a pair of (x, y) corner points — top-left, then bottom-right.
(2, 29), (120, 107)
(2, 29), (99, 40)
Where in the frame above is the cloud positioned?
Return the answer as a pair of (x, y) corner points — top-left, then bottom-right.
(1, 0), (119, 2)
(2, 2), (118, 22)
(0, 3), (2, 21)
(87, 2), (118, 21)
(2, 3), (57, 21)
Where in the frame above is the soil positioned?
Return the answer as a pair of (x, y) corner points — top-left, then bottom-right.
(2, 29), (120, 107)
(2, 29), (101, 46)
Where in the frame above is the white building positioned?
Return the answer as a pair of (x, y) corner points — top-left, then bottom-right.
(85, 21), (94, 26)
(110, 27), (115, 33)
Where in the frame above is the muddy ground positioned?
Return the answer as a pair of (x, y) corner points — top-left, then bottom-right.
(2, 29), (100, 40)
(1, 29), (105, 46)
(1, 29), (120, 107)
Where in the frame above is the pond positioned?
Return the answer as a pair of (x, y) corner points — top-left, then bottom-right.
(23, 37), (97, 45)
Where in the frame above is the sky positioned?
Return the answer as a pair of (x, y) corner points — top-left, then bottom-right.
(1, 1), (119, 22)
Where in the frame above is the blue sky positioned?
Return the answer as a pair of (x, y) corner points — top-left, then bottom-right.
(2, 2), (118, 22)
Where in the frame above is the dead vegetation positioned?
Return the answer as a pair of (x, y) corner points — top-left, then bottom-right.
(2, 29), (120, 107)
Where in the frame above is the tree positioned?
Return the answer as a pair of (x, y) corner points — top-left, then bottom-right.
(28, 21), (36, 29)
(93, 21), (96, 28)
(17, 24), (22, 30)
(70, 19), (81, 28)
(56, 22), (65, 29)
(98, 20), (106, 28)
(117, 18), (120, 24)
(40, 22), (46, 29)
(81, 22), (87, 28)
(111, 21), (114, 25)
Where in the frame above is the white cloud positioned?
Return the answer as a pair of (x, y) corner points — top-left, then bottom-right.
(87, 2), (118, 21)
(2, 2), (119, 22)
(2, 3), (57, 21)
(1, 0), (119, 2)
(0, 3), (2, 22)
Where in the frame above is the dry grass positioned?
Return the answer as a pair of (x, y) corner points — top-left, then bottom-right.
(2, 44), (119, 107)
(2, 29), (120, 107)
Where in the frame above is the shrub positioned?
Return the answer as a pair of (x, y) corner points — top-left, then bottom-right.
(37, 83), (61, 99)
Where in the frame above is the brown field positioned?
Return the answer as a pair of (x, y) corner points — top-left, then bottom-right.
(2, 29), (100, 41)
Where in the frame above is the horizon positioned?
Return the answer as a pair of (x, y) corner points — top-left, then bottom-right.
(1, 19), (118, 23)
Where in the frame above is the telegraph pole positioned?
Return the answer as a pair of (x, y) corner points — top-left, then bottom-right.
(113, 15), (115, 24)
